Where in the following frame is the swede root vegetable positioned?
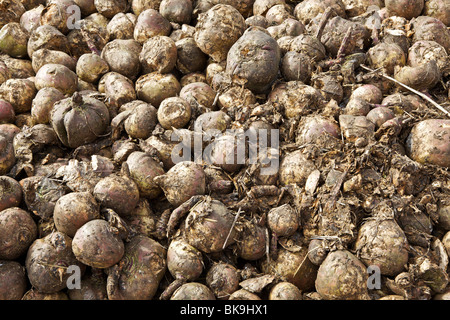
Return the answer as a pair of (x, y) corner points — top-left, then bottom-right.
(385, 0), (424, 20)
(123, 102), (157, 139)
(135, 72), (181, 107)
(76, 53), (109, 83)
(167, 196), (238, 253)
(294, 0), (346, 25)
(315, 249), (370, 300)
(406, 119), (450, 168)
(355, 208), (409, 276)
(160, 0), (193, 25)
(25, 231), (85, 293)
(296, 115), (340, 145)
(0, 22), (28, 58)
(133, 9), (172, 44)
(175, 37), (208, 75)
(394, 60), (441, 91)
(93, 170), (140, 217)
(53, 191), (100, 237)
(0, 260), (27, 300)
(194, 4), (246, 62)
(72, 218), (125, 268)
(281, 51), (312, 83)
(170, 282), (215, 300)
(154, 161), (206, 207)
(50, 92), (110, 149)
(0, 207), (37, 260)
(31, 48), (76, 74)
(140, 36), (177, 74)
(423, 0), (450, 26)
(179, 82), (216, 111)
(269, 281), (302, 300)
(267, 204), (299, 238)
(226, 27), (281, 94)
(367, 42), (406, 75)
(160, 237), (204, 300)
(35, 64), (78, 95)
(107, 235), (166, 300)
(0, 176), (22, 212)
(410, 16), (450, 54)
(126, 151), (165, 199)
(0, 99), (14, 124)
(157, 96), (192, 129)
(278, 149), (317, 186)
(228, 289), (261, 300)
(206, 262), (240, 300)
(0, 78), (36, 114)
(100, 71), (137, 109)
(94, 0), (127, 19)
(22, 288), (69, 300)
(27, 25), (70, 58)
(107, 12), (136, 40)
(30, 87), (64, 125)
(101, 39), (142, 80)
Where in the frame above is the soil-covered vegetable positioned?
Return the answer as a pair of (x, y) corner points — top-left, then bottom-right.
(0, 0), (450, 302)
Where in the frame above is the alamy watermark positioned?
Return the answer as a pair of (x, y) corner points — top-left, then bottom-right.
(170, 128), (280, 175)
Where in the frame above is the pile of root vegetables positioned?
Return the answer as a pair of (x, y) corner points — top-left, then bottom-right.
(1, 0), (450, 301)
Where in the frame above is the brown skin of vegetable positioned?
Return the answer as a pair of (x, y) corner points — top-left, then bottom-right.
(25, 232), (86, 293)
(407, 40), (448, 75)
(35, 63), (78, 95)
(76, 54), (109, 84)
(154, 161), (206, 207)
(236, 222), (267, 261)
(107, 12), (136, 40)
(366, 106), (395, 128)
(367, 42), (406, 75)
(140, 36), (177, 74)
(253, 0), (285, 16)
(0, 134), (15, 175)
(20, 5), (44, 34)
(0, 78), (36, 114)
(349, 84), (383, 104)
(423, 0), (450, 26)
(355, 218), (409, 276)
(394, 60), (441, 91)
(0, 175), (22, 212)
(175, 37), (208, 75)
(53, 191), (100, 237)
(182, 197), (237, 253)
(204, 133), (244, 173)
(126, 151), (165, 199)
(411, 16), (450, 54)
(100, 72), (137, 110)
(281, 51), (312, 83)
(107, 235), (167, 300)
(171, 282), (216, 300)
(194, 4), (246, 62)
(0, 22), (28, 58)
(93, 174), (140, 217)
(385, 0), (424, 20)
(160, 0), (193, 25)
(0, 207), (37, 260)
(269, 282), (302, 300)
(406, 119), (450, 168)
(94, 0), (128, 19)
(27, 25), (70, 58)
(31, 87), (64, 124)
(157, 96), (192, 129)
(228, 289), (261, 300)
(51, 93), (110, 149)
(206, 262), (240, 300)
(0, 99), (14, 123)
(101, 39), (142, 80)
(179, 82), (216, 111)
(135, 72), (181, 107)
(315, 250), (370, 300)
(0, 260), (27, 300)
(124, 102), (158, 139)
(134, 9), (172, 44)
(72, 219), (125, 268)
(226, 28), (281, 94)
